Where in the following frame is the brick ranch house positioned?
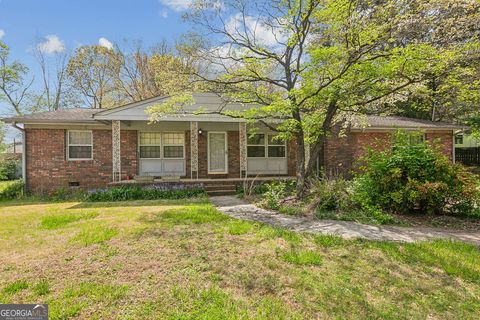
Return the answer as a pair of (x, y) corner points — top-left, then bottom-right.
(3, 93), (462, 194)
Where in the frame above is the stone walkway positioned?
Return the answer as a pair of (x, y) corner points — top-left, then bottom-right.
(210, 196), (480, 245)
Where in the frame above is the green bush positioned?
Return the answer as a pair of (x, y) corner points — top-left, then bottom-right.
(354, 131), (479, 216)
(0, 158), (20, 181)
(85, 185), (206, 202)
(0, 180), (24, 200)
(261, 180), (296, 210)
(310, 177), (395, 225)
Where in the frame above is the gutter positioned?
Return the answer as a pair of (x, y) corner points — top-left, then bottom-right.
(11, 122), (27, 193)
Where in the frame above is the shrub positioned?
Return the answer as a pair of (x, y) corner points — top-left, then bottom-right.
(310, 177), (396, 225)
(354, 131), (480, 216)
(85, 185), (206, 202)
(261, 180), (296, 210)
(0, 180), (24, 200)
(309, 177), (352, 212)
(0, 158), (20, 181)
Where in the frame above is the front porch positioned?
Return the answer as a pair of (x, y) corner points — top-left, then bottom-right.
(106, 119), (295, 183)
(109, 176), (296, 196)
(92, 93), (296, 185)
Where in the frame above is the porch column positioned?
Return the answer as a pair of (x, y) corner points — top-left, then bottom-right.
(190, 121), (199, 179)
(112, 120), (121, 182)
(239, 122), (247, 178)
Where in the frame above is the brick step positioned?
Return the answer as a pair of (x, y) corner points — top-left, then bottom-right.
(204, 184), (237, 191)
(206, 189), (237, 196)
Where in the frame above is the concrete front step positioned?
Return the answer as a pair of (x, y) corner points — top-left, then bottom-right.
(204, 184), (237, 191)
(206, 189), (237, 196)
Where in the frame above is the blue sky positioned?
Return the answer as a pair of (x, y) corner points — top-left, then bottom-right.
(0, 0), (193, 112)
(0, 0), (198, 140)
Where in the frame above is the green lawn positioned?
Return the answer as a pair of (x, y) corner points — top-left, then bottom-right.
(0, 198), (479, 319)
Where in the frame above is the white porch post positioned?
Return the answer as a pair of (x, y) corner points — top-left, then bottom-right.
(239, 122), (247, 178)
(112, 120), (121, 182)
(190, 121), (199, 179)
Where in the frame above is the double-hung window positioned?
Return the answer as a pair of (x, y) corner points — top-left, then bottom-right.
(139, 132), (161, 158)
(139, 132), (184, 159)
(163, 133), (185, 158)
(67, 130), (93, 160)
(247, 133), (286, 158)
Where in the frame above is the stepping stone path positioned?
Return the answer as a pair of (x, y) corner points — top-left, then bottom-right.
(210, 195), (480, 245)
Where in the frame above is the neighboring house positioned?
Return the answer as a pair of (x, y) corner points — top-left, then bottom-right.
(454, 132), (480, 148)
(2, 93), (462, 194)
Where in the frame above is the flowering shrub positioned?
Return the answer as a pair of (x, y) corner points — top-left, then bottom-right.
(354, 131), (479, 216)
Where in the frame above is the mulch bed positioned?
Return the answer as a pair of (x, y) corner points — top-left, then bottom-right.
(392, 213), (480, 231)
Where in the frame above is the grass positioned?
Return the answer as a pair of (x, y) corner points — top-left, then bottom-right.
(41, 212), (98, 229)
(72, 225), (118, 246)
(0, 199), (479, 319)
(2, 280), (29, 294)
(281, 248), (323, 266)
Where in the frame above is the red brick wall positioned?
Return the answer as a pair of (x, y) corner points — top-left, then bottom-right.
(324, 129), (454, 176)
(26, 127), (298, 194)
(426, 131), (453, 160)
(25, 129), (137, 194)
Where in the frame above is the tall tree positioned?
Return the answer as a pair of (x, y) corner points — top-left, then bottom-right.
(385, 0), (480, 122)
(113, 40), (193, 103)
(31, 45), (81, 112)
(0, 41), (33, 115)
(66, 45), (122, 109)
(148, 0), (479, 196)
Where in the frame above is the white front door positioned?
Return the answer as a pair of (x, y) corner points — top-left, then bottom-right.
(208, 132), (228, 173)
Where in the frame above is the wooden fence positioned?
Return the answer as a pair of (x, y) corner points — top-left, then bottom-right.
(455, 147), (480, 166)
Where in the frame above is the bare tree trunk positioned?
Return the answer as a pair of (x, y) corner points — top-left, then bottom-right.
(295, 130), (306, 198)
(303, 98), (338, 183)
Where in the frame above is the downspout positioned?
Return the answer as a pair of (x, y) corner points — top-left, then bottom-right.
(11, 122), (26, 192)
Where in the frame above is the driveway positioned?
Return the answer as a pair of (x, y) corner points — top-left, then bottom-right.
(210, 196), (480, 245)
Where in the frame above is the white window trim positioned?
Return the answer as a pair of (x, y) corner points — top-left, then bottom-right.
(138, 132), (185, 160)
(67, 130), (93, 161)
(208, 131), (228, 174)
(247, 133), (286, 159)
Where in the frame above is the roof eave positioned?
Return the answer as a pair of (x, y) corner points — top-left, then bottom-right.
(351, 126), (463, 132)
(2, 119), (104, 125)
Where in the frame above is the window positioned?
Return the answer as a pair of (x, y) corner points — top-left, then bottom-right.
(267, 134), (286, 158)
(139, 132), (184, 159)
(163, 133), (184, 159)
(455, 134), (464, 145)
(247, 133), (286, 158)
(139, 132), (161, 158)
(247, 134), (266, 157)
(68, 130), (92, 160)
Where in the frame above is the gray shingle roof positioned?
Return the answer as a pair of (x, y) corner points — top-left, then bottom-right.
(351, 115), (463, 130)
(2, 108), (102, 124)
(1, 100), (464, 130)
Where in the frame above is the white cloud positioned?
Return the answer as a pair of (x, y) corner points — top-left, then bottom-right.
(98, 37), (113, 50)
(37, 35), (66, 54)
(225, 14), (286, 47)
(0, 29), (5, 39)
(159, 8), (169, 18)
(159, 0), (191, 12)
